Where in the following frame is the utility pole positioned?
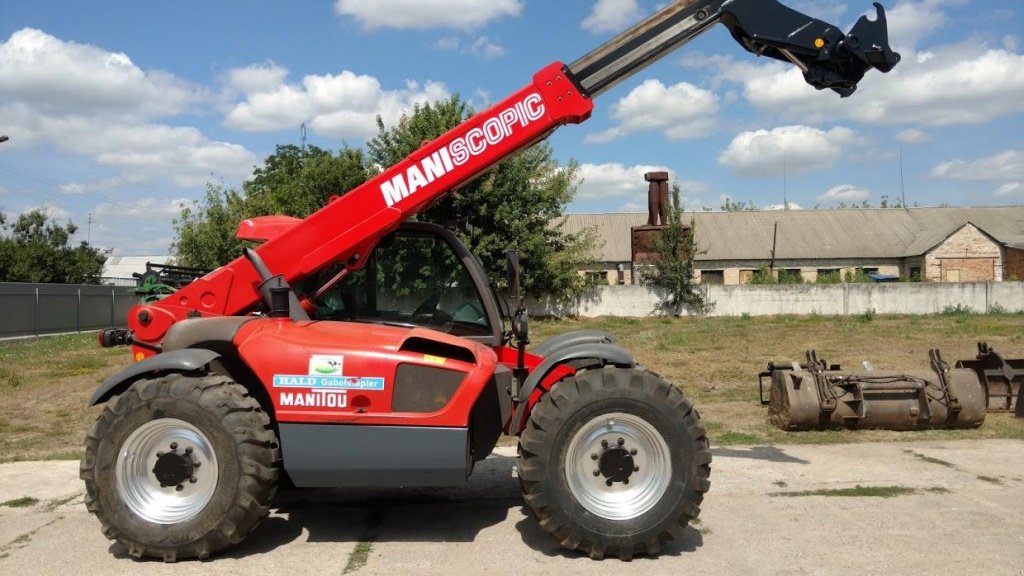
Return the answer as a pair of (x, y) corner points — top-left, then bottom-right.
(899, 145), (907, 209)
(782, 153), (789, 210)
(300, 123), (307, 151)
(87, 212), (93, 245)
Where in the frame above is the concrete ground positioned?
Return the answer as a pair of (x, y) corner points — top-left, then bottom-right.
(1, 440), (1022, 576)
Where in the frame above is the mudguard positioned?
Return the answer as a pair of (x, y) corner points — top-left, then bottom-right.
(512, 342), (634, 432)
(531, 329), (617, 358)
(88, 349), (221, 406)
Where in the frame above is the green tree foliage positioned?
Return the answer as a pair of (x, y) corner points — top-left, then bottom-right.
(172, 145), (373, 268)
(747, 265), (777, 284)
(720, 198), (757, 211)
(0, 209), (107, 283)
(640, 182), (710, 315)
(367, 95), (597, 301)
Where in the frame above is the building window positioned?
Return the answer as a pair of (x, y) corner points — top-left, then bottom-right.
(778, 269), (803, 284)
(862, 267), (879, 275)
(909, 267), (921, 281)
(738, 269), (756, 284)
(816, 268), (841, 283)
(945, 269), (961, 282)
(700, 270), (724, 285)
(585, 271), (607, 285)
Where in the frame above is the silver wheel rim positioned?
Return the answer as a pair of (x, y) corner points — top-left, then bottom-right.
(115, 418), (219, 524)
(564, 412), (671, 521)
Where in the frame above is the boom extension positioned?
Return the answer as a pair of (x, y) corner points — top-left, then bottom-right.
(570, 0), (899, 98)
(124, 0), (900, 352)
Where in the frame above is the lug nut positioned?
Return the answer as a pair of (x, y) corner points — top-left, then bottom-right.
(156, 451), (164, 458)
(593, 470), (600, 477)
(175, 485), (184, 492)
(170, 442), (178, 450)
(193, 461), (201, 468)
(606, 479), (613, 487)
(601, 440), (609, 448)
(634, 466), (640, 472)
(189, 477), (198, 484)
(623, 479), (630, 485)
(617, 438), (625, 446)
(185, 447), (193, 454)
(630, 449), (637, 456)
(591, 453), (598, 461)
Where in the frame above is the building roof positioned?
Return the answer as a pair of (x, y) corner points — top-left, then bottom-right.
(102, 255), (171, 279)
(560, 207), (1024, 262)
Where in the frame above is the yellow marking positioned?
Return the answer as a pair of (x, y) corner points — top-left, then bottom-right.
(423, 354), (447, 365)
(814, 38), (825, 49)
(134, 352), (145, 362)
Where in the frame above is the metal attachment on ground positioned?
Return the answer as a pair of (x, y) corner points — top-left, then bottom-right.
(954, 342), (1023, 416)
(761, 349), (986, 431)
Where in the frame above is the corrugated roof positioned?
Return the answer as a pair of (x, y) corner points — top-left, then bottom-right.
(102, 255), (171, 279)
(559, 207), (1024, 262)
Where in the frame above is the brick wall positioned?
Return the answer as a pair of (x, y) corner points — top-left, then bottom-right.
(1005, 248), (1024, 281)
(925, 224), (1002, 282)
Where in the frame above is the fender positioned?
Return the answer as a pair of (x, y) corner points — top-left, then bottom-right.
(531, 329), (617, 358)
(88, 349), (221, 406)
(511, 343), (634, 433)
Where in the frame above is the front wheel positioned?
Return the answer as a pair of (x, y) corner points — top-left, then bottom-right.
(518, 366), (711, 560)
(81, 373), (280, 561)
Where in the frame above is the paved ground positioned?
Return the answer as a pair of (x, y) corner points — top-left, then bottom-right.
(1, 440), (1022, 576)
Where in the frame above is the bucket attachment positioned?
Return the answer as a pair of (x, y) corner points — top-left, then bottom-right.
(721, 0), (901, 97)
(763, 350), (986, 431)
(955, 342), (1024, 415)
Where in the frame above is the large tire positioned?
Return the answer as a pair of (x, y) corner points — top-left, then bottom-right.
(518, 366), (711, 560)
(81, 373), (280, 561)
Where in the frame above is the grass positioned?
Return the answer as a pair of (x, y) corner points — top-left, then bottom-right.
(0, 333), (125, 463)
(1, 313), (1023, 463)
(771, 485), (919, 498)
(905, 450), (957, 468)
(343, 540), (374, 574)
(534, 313), (1024, 446)
(0, 496), (39, 508)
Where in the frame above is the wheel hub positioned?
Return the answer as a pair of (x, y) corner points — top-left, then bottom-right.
(565, 413), (671, 521)
(597, 442), (638, 484)
(153, 444), (197, 488)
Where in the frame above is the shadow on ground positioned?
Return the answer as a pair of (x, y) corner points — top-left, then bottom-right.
(711, 446), (809, 464)
(111, 452), (704, 562)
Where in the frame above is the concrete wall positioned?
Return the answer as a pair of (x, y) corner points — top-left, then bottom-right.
(533, 281), (1024, 318)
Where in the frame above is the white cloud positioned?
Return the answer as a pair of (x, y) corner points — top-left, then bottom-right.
(895, 129), (931, 144)
(469, 37), (505, 59)
(692, 39), (1024, 128)
(582, 0), (641, 34)
(576, 163), (707, 202)
(884, 0), (965, 53)
(763, 202), (804, 211)
(223, 62), (290, 94)
(931, 150), (1023, 182)
(23, 204), (72, 221)
(334, 0), (522, 30)
(994, 182), (1022, 197)
(0, 28), (201, 120)
(435, 36), (506, 59)
(816, 184), (871, 205)
(718, 125), (857, 177)
(585, 80), (718, 144)
(0, 28), (257, 191)
(224, 67), (450, 141)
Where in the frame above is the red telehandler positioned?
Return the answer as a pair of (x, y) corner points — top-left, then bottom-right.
(84, 0), (899, 561)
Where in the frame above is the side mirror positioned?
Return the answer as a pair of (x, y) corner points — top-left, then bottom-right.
(506, 250), (522, 302)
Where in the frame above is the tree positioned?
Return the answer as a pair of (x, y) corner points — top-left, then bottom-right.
(172, 146), (373, 268)
(640, 181), (710, 315)
(367, 95), (597, 301)
(0, 209), (107, 283)
(720, 198), (757, 211)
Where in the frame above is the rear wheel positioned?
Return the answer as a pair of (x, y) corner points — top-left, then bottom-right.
(518, 366), (711, 560)
(81, 373), (280, 561)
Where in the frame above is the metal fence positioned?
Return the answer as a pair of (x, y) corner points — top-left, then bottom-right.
(0, 282), (137, 338)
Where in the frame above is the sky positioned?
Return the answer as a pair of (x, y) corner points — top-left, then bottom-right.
(0, 0), (1022, 256)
